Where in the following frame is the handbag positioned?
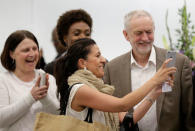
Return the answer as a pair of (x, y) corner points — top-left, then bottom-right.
(120, 112), (139, 131)
(34, 83), (111, 131)
(33, 110), (110, 131)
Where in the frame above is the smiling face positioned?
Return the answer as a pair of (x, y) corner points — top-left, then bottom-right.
(84, 45), (106, 78)
(124, 16), (154, 57)
(63, 21), (91, 47)
(10, 38), (39, 73)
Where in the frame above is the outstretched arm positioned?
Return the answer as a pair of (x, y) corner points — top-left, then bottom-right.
(72, 59), (176, 113)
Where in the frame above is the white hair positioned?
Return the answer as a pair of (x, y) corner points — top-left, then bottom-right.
(124, 10), (154, 30)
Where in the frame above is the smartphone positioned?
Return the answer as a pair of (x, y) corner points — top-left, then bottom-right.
(162, 51), (176, 92)
(166, 51), (176, 67)
(40, 73), (46, 86)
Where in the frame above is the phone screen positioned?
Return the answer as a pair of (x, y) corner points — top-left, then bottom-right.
(162, 51), (176, 92)
(40, 73), (46, 86)
(166, 51), (176, 67)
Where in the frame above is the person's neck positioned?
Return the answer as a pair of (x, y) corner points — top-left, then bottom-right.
(133, 52), (150, 67)
(13, 69), (35, 82)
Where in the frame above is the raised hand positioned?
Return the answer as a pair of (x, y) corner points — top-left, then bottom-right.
(151, 59), (176, 87)
(31, 74), (49, 101)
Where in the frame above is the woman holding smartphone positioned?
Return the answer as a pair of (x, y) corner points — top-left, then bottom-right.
(0, 30), (59, 131)
(55, 38), (176, 130)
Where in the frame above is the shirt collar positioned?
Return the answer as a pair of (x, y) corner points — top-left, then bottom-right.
(131, 46), (156, 67)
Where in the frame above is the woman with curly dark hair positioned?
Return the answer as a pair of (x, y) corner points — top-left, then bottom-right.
(45, 9), (93, 75)
(57, 9), (92, 47)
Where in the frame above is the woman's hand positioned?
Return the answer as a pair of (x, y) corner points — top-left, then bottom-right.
(151, 59), (176, 87)
(31, 74), (49, 101)
(148, 74), (174, 101)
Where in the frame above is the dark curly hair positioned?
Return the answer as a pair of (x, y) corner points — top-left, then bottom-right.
(1, 30), (39, 71)
(54, 38), (96, 115)
(56, 9), (93, 47)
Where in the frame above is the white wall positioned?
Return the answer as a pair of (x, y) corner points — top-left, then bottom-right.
(1, 0), (195, 72)
(0, 0), (34, 72)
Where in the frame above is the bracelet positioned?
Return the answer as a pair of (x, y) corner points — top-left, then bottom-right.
(146, 98), (154, 104)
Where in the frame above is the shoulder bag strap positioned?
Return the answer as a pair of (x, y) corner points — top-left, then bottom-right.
(84, 108), (93, 123)
(68, 83), (93, 123)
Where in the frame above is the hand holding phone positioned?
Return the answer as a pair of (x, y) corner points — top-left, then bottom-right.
(162, 51), (176, 92)
(166, 51), (176, 68)
(40, 73), (46, 86)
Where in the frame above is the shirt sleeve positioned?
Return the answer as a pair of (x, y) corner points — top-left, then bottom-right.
(0, 79), (35, 127)
(39, 74), (60, 114)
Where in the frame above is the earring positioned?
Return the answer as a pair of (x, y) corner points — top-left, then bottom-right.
(84, 67), (87, 71)
(12, 59), (15, 65)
